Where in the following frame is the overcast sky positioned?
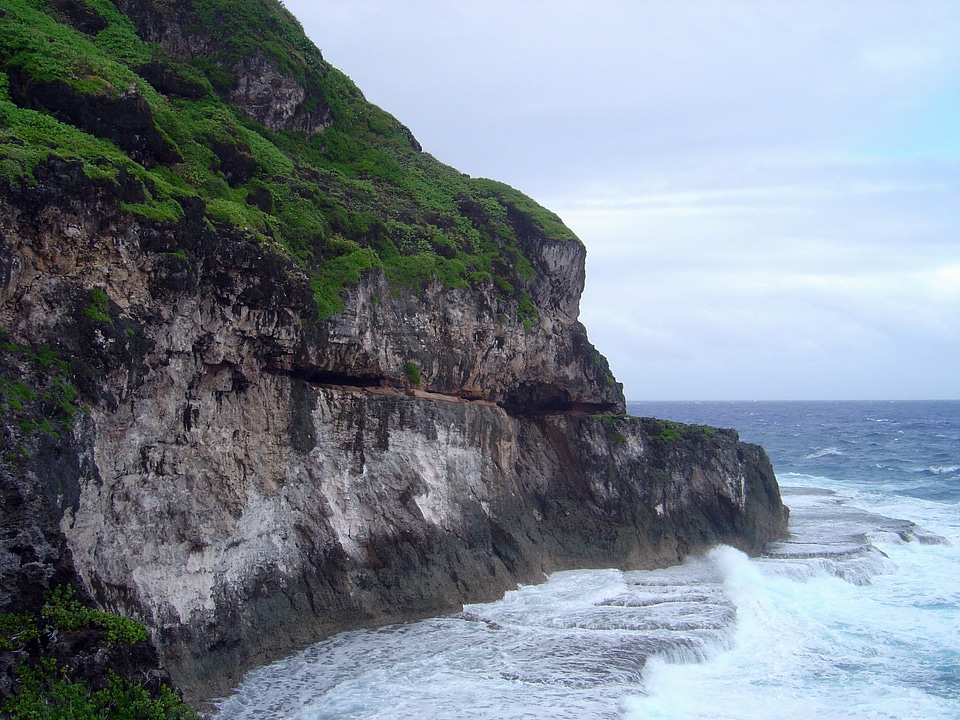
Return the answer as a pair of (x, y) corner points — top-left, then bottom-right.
(283, 0), (960, 400)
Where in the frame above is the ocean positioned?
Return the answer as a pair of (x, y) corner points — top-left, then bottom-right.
(213, 400), (960, 719)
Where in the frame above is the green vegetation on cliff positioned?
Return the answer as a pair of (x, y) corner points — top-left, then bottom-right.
(0, 333), (81, 461)
(0, 587), (196, 719)
(648, 418), (716, 443)
(0, 0), (575, 320)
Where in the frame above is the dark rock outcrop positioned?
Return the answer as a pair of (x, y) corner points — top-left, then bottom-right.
(7, 72), (181, 167)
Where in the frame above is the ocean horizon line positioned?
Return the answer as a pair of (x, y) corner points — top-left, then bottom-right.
(627, 398), (960, 404)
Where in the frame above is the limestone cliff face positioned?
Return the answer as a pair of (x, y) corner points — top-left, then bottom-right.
(304, 232), (617, 413)
(0, 167), (785, 702)
(0, 0), (787, 707)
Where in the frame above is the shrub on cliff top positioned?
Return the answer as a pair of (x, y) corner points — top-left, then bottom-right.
(649, 419), (716, 443)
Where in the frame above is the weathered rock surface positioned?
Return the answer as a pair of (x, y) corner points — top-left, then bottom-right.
(111, 0), (334, 134)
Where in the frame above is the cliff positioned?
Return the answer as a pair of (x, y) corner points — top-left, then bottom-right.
(0, 0), (788, 707)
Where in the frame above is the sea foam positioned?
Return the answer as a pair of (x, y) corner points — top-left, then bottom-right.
(216, 402), (960, 719)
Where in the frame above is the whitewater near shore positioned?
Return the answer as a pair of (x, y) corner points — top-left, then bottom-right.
(215, 401), (960, 720)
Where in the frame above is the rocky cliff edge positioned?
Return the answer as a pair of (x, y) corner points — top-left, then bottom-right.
(0, 0), (787, 706)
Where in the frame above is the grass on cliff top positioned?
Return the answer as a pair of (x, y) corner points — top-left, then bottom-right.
(0, 0), (576, 321)
(648, 419), (716, 443)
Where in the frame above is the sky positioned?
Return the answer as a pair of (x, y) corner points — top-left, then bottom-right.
(283, 0), (960, 400)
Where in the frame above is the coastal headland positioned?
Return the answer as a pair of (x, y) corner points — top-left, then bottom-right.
(0, 0), (787, 708)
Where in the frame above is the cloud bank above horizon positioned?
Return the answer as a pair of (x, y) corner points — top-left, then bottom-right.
(285, 0), (960, 400)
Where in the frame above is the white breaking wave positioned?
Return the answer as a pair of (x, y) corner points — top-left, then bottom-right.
(213, 397), (960, 720)
(214, 562), (741, 719)
(622, 488), (960, 720)
(918, 465), (960, 475)
(214, 485), (960, 719)
(802, 447), (844, 460)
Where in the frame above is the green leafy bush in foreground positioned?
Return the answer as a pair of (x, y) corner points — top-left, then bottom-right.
(0, 587), (197, 719)
(3, 664), (196, 720)
(41, 586), (148, 645)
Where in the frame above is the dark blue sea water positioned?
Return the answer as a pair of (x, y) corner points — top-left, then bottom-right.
(629, 401), (960, 503)
(215, 401), (960, 720)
